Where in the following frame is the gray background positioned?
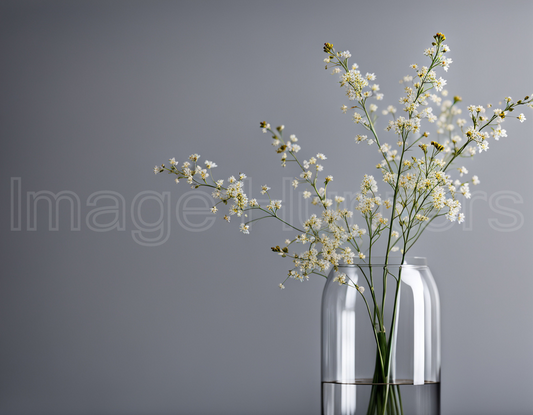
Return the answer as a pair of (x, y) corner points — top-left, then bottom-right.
(1, 1), (532, 414)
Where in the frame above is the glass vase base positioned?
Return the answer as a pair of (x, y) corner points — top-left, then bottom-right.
(322, 381), (440, 415)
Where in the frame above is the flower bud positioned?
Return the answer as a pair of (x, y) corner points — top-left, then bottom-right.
(323, 42), (334, 53)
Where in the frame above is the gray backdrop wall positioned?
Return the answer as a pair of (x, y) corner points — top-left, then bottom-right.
(1, 1), (532, 414)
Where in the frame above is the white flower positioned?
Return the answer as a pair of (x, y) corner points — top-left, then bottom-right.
(278, 283), (285, 290)
(478, 141), (489, 152)
(303, 191), (311, 199)
(360, 175), (378, 194)
(441, 57), (453, 72)
(267, 200), (282, 211)
(153, 166), (160, 174)
(434, 77), (447, 92)
(261, 185), (270, 194)
(460, 183), (471, 199)
(518, 113), (526, 123)
(211, 206), (217, 213)
(472, 175), (480, 185)
(199, 169), (209, 180)
(333, 273), (347, 285)
(239, 223), (250, 234)
(492, 125), (507, 140)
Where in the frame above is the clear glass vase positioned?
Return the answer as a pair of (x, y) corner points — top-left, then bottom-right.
(321, 257), (440, 415)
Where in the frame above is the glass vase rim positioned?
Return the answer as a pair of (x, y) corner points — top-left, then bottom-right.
(337, 256), (427, 267)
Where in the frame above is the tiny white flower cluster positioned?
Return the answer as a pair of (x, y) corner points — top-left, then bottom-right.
(324, 44), (384, 127)
(355, 134), (374, 145)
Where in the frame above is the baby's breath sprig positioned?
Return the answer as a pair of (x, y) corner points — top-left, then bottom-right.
(155, 33), (531, 336)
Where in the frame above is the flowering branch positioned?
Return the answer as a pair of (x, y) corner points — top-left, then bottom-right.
(153, 33), (532, 299)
